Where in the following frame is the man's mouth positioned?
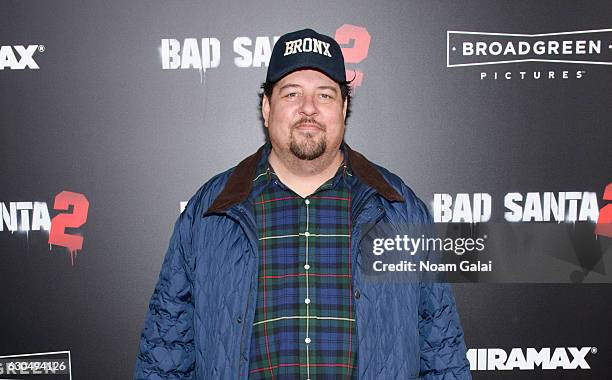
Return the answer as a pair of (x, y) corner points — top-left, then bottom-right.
(293, 120), (324, 131)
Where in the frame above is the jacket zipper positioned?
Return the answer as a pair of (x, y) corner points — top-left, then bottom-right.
(229, 206), (259, 379)
(237, 275), (255, 378)
(350, 190), (387, 379)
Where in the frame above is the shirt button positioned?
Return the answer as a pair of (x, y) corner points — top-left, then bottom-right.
(304, 264), (310, 270)
(305, 199), (310, 205)
(304, 231), (310, 237)
(304, 298), (310, 304)
(354, 289), (361, 299)
(237, 316), (242, 323)
(305, 337), (311, 344)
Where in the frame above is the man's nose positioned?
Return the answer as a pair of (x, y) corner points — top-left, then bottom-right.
(299, 94), (318, 116)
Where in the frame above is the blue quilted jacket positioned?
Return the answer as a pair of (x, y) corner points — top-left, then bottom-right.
(135, 144), (471, 379)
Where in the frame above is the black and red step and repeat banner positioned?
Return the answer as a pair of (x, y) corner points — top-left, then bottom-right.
(1, 1), (611, 379)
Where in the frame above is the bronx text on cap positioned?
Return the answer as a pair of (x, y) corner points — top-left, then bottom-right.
(284, 37), (332, 57)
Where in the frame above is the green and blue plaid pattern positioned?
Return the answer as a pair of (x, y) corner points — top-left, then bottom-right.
(248, 159), (357, 380)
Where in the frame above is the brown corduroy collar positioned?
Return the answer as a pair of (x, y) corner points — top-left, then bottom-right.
(204, 144), (404, 215)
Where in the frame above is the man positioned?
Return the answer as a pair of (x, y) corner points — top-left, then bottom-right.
(135, 28), (471, 379)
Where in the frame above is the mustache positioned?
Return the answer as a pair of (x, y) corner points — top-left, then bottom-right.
(292, 117), (325, 131)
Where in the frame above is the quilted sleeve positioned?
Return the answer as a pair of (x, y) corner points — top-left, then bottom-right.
(419, 282), (471, 379)
(134, 210), (195, 379)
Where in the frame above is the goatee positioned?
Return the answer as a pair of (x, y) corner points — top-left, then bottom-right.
(289, 118), (326, 160)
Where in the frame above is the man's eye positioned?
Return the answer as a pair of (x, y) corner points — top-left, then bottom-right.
(286, 92), (299, 98)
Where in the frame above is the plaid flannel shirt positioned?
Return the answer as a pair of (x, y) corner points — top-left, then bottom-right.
(248, 152), (358, 380)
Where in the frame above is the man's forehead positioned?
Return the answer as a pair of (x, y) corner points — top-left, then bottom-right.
(275, 69), (340, 89)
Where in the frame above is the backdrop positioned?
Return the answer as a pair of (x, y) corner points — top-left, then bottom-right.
(1, 1), (611, 379)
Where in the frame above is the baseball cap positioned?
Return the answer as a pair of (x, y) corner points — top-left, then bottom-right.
(266, 28), (346, 83)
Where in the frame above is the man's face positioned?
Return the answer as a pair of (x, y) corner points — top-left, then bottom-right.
(262, 69), (347, 161)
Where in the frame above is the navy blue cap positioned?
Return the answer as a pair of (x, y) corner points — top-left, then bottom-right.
(266, 28), (346, 83)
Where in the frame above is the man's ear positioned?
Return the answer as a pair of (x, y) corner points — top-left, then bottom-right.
(262, 95), (270, 128)
(342, 98), (347, 120)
